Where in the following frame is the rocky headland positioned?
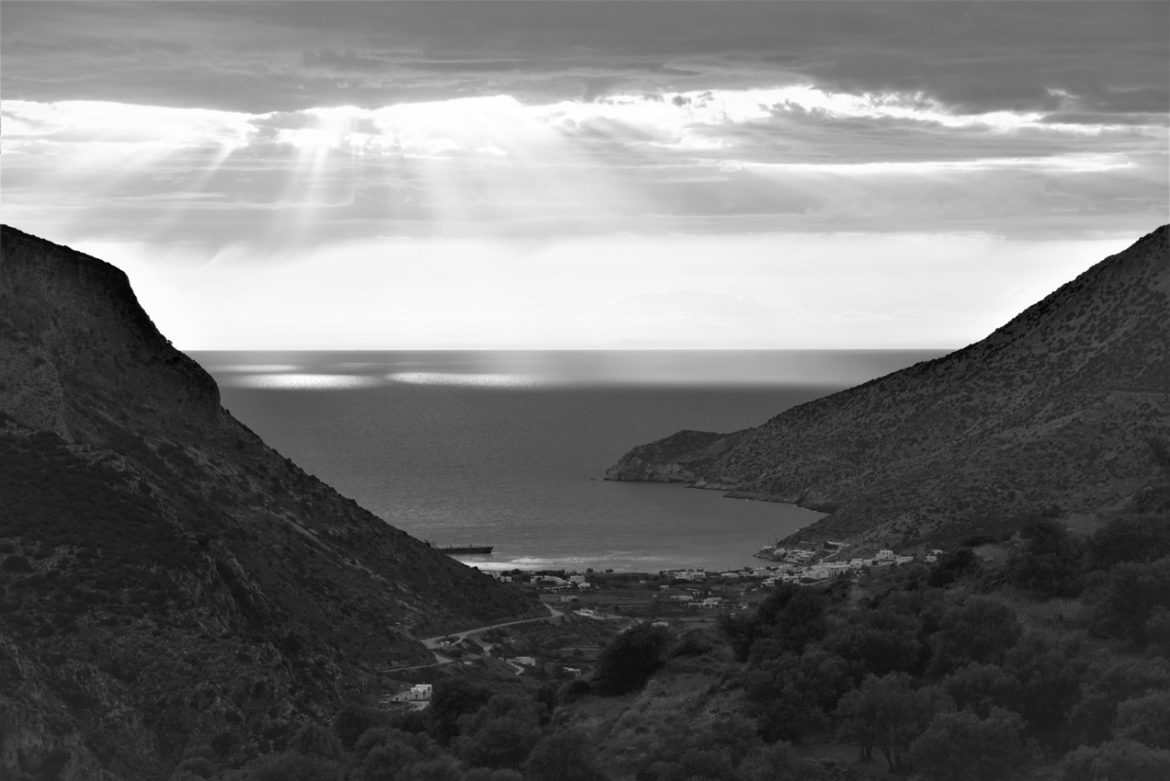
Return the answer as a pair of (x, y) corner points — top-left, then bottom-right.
(608, 226), (1170, 550)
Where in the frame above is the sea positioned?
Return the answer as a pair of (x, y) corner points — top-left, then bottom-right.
(192, 350), (945, 573)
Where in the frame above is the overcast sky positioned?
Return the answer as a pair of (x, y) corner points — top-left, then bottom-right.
(3, 1), (1167, 349)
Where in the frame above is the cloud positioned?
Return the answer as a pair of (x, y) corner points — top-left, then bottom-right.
(3, 1), (1165, 120)
(3, 81), (1165, 250)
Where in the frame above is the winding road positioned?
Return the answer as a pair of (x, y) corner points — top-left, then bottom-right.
(383, 603), (564, 673)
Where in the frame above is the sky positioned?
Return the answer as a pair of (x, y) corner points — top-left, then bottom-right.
(2, 1), (1167, 350)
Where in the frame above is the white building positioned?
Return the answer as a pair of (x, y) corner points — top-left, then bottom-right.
(392, 683), (432, 702)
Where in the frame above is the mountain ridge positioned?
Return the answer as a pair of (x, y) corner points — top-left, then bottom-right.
(607, 225), (1170, 550)
(0, 225), (535, 780)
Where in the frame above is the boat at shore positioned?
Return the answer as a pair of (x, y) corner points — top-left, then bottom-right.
(432, 544), (494, 555)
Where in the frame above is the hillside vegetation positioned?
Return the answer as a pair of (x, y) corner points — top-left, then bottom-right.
(162, 500), (1170, 780)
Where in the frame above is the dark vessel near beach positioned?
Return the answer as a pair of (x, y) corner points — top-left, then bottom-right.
(433, 544), (494, 555)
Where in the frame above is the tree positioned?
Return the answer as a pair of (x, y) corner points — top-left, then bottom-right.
(352, 728), (435, 769)
(1144, 607), (1170, 656)
(941, 663), (1017, 718)
(720, 584), (828, 661)
(522, 730), (608, 781)
(835, 684), (878, 764)
(756, 583), (829, 654)
(248, 752), (342, 781)
(929, 597), (1022, 675)
(1068, 657), (1170, 747)
(742, 647), (850, 743)
(737, 741), (824, 781)
(465, 770), (524, 781)
(352, 739), (421, 781)
(824, 604), (922, 679)
(593, 623), (672, 696)
(1060, 739), (1170, 781)
(1007, 518), (1084, 597)
(334, 704), (384, 751)
(287, 723), (341, 759)
(1087, 513), (1170, 571)
(1089, 557), (1170, 646)
(1002, 630), (1087, 747)
(834, 673), (938, 772)
(428, 678), (491, 744)
(455, 694), (544, 771)
(457, 717), (542, 771)
(398, 757), (462, 781)
(909, 707), (1027, 781)
(927, 548), (981, 587)
(718, 610), (759, 663)
(1114, 691), (1170, 749)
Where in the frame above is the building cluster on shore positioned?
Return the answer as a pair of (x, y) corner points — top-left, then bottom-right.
(481, 542), (942, 597)
(752, 542), (942, 582)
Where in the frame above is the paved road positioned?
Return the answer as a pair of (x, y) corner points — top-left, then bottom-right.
(383, 604), (563, 673)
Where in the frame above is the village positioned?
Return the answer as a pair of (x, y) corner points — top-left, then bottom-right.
(383, 542), (944, 708)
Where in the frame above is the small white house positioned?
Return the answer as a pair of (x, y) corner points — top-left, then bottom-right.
(392, 683), (432, 702)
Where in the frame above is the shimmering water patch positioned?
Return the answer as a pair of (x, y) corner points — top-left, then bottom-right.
(228, 373), (385, 390)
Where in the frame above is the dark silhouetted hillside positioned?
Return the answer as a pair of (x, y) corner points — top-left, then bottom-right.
(0, 225), (534, 780)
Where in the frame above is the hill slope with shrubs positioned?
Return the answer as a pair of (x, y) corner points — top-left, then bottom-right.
(608, 226), (1170, 550)
(183, 499), (1170, 780)
(0, 226), (534, 780)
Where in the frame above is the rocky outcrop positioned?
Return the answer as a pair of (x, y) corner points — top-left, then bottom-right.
(0, 227), (221, 441)
(0, 226), (536, 780)
(605, 429), (746, 483)
(608, 226), (1170, 549)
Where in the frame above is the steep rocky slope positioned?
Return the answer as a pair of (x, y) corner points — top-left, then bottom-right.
(0, 226), (534, 780)
(608, 226), (1170, 549)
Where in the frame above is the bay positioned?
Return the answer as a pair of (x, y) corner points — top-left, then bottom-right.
(193, 350), (944, 572)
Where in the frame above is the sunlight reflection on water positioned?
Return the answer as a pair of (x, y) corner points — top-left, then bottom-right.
(199, 350), (947, 391)
(229, 373), (384, 390)
(388, 371), (545, 388)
